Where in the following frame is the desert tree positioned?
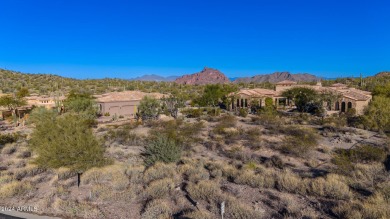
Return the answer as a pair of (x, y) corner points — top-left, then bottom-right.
(29, 108), (110, 172)
(137, 96), (161, 121)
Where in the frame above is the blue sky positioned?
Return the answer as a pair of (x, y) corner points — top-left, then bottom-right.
(0, 0), (389, 79)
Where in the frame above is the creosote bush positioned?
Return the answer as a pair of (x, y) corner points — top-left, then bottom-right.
(144, 135), (181, 166)
(280, 126), (319, 157)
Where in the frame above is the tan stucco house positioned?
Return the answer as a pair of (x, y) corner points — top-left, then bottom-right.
(95, 91), (165, 118)
(228, 81), (372, 115)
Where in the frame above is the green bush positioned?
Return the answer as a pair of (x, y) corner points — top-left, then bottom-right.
(181, 108), (202, 118)
(144, 135), (181, 166)
(29, 112), (111, 172)
(238, 108), (248, 117)
(0, 133), (19, 145)
(206, 107), (221, 116)
(332, 145), (387, 174)
(280, 127), (319, 157)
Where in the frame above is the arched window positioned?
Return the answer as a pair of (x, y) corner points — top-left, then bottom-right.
(347, 102), (352, 109)
(241, 99), (244, 107)
(244, 99), (248, 107)
(237, 99), (239, 107)
(341, 102), (346, 112)
(335, 102), (340, 111)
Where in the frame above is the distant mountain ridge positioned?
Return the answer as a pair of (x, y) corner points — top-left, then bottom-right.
(130, 74), (179, 82)
(175, 67), (230, 85)
(234, 72), (319, 83)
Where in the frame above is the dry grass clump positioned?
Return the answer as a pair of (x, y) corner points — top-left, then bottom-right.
(310, 174), (352, 200)
(82, 165), (129, 191)
(141, 199), (172, 219)
(276, 169), (307, 194)
(90, 184), (138, 202)
(281, 195), (318, 218)
(1, 143), (17, 155)
(0, 181), (33, 198)
(56, 167), (77, 181)
(53, 199), (103, 219)
(224, 195), (263, 219)
(184, 210), (215, 219)
(105, 127), (143, 145)
(143, 162), (177, 184)
(279, 126), (319, 157)
(125, 165), (145, 184)
(178, 160), (209, 182)
(187, 180), (221, 202)
(0, 175), (13, 185)
(13, 164), (45, 180)
(348, 163), (388, 192)
(234, 169), (275, 188)
(361, 193), (390, 219)
(145, 178), (175, 199)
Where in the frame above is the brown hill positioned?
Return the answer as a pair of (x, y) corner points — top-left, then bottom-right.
(234, 72), (319, 83)
(175, 67), (230, 85)
(374, 71), (390, 77)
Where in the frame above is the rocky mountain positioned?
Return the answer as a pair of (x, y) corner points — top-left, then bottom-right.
(130, 74), (179, 82)
(374, 71), (390, 78)
(174, 67), (230, 85)
(234, 72), (319, 83)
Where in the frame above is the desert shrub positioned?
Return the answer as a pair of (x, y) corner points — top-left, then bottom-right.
(0, 133), (19, 145)
(264, 155), (284, 169)
(310, 174), (352, 200)
(332, 145), (387, 174)
(207, 107), (221, 116)
(105, 128), (142, 145)
(238, 108), (248, 117)
(53, 200), (102, 219)
(56, 167), (77, 181)
(13, 165), (45, 180)
(144, 135), (181, 166)
(348, 163), (388, 193)
(234, 169), (275, 188)
(252, 113), (282, 129)
(187, 180), (221, 202)
(145, 178), (175, 199)
(181, 108), (202, 118)
(143, 162), (177, 184)
(332, 201), (363, 219)
(0, 175), (13, 185)
(279, 126), (318, 157)
(141, 199), (172, 219)
(125, 165), (145, 184)
(178, 162), (209, 182)
(0, 181), (32, 198)
(184, 210), (214, 219)
(276, 170), (306, 194)
(361, 193), (390, 219)
(149, 119), (203, 150)
(82, 165), (129, 191)
(224, 196), (262, 219)
(137, 96), (161, 121)
(1, 143), (17, 154)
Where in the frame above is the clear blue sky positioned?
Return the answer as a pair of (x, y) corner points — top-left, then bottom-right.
(0, 0), (389, 79)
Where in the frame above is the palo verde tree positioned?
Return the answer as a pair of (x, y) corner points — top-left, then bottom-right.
(137, 96), (161, 121)
(363, 96), (390, 133)
(63, 90), (98, 126)
(161, 95), (185, 119)
(195, 84), (238, 109)
(29, 108), (110, 172)
(0, 95), (27, 111)
(282, 87), (321, 113)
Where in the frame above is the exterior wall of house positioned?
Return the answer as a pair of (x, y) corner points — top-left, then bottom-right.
(98, 100), (140, 117)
